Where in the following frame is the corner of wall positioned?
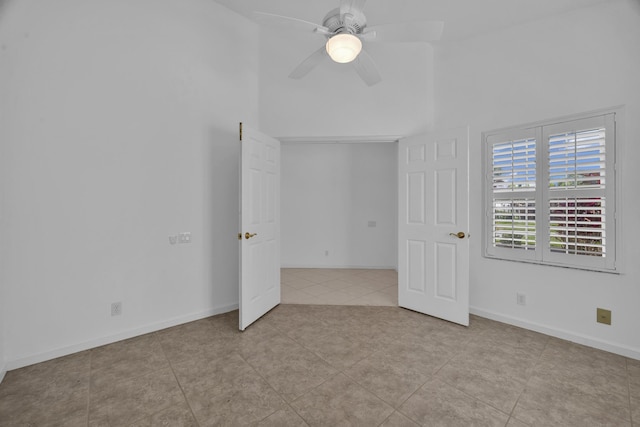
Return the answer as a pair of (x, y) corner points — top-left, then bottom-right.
(5, 302), (238, 372)
(470, 306), (640, 360)
(0, 0), (258, 370)
(0, 306), (5, 383)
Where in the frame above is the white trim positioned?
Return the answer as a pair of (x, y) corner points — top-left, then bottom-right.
(281, 264), (397, 270)
(278, 135), (401, 144)
(5, 303), (238, 371)
(482, 105), (624, 137)
(470, 306), (640, 361)
(0, 365), (6, 384)
(613, 109), (625, 274)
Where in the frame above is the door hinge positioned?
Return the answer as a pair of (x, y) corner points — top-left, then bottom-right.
(239, 122), (243, 142)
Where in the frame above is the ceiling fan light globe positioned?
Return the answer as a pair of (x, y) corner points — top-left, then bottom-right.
(326, 33), (362, 63)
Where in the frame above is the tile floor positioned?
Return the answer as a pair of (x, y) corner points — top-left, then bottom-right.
(0, 271), (639, 426)
(281, 268), (398, 306)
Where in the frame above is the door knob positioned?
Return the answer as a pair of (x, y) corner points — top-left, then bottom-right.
(245, 232), (257, 239)
(449, 232), (466, 239)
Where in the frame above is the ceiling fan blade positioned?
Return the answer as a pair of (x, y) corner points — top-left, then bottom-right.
(340, 0), (368, 16)
(363, 21), (444, 43)
(289, 46), (328, 80)
(353, 49), (382, 86)
(253, 11), (330, 35)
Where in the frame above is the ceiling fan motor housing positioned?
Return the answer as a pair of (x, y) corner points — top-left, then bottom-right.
(322, 7), (367, 36)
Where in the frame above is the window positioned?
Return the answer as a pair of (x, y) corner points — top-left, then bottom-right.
(483, 109), (619, 272)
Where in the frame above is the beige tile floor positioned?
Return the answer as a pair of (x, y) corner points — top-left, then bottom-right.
(281, 268), (398, 306)
(0, 271), (639, 426)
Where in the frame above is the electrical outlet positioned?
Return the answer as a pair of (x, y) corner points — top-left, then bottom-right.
(111, 301), (122, 316)
(170, 232), (192, 245)
(597, 308), (611, 325)
(516, 293), (526, 306)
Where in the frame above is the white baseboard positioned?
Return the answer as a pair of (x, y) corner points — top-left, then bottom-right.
(0, 364), (6, 384)
(5, 303), (239, 372)
(281, 264), (397, 270)
(470, 306), (640, 361)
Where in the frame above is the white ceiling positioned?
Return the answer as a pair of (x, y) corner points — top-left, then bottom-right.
(214, 0), (612, 42)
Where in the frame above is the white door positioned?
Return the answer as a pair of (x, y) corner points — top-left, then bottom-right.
(398, 127), (470, 326)
(239, 123), (281, 331)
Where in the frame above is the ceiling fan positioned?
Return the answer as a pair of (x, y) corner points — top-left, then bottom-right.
(254, 0), (444, 86)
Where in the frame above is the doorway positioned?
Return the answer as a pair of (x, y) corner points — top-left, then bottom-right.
(280, 140), (398, 270)
(275, 129), (469, 326)
(278, 139), (398, 307)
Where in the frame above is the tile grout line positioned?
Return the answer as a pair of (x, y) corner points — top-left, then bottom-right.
(234, 346), (312, 426)
(272, 306), (397, 424)
(420, 325), (517, 422)
(237, 314), (325, 424)
(503, 335), (552, 427)
(627, 358), (634, 426)
(330, 344), (388, 398)
(383, 326), (477, 426)
(157, 332), (202, 427)
(8, 271), (633, 426)
(281, 268), (398, 306)
(90, 334), (186, 425)
(86, 349), (94, 426)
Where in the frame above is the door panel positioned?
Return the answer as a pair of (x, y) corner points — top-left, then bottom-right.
(407, 240), (426, 292)
(398, 128), (469, 326)
(434, 242), (456, 300)
(435, 169), (456, 224)
(408, 172), (426, 224)
(239, 124), (281, 331)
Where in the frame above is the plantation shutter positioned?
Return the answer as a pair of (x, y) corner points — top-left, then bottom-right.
(541, 114), (616, 270)
(486, 128), (538, 261)
(483, 110), (617, 272)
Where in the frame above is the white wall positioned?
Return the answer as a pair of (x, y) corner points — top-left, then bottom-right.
(435, 0), (640, 358)
(0, 268), (5, 381)
(0, 0), (259, 369)
(257, 28), (435, 137)
(0, 0), (11, 386)
(281, 142), (397, 269)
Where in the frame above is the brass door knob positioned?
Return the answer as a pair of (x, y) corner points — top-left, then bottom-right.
(449, 232), (466, 239)
(245, 232), (257, 239)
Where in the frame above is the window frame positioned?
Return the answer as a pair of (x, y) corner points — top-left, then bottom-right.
(482, 108), (622, 273)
